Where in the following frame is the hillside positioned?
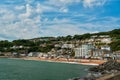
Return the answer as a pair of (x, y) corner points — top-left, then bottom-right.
(0, 29), (120, 52)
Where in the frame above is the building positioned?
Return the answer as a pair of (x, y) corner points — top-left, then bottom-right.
(62, 44), (75, 48)
(74, 44), (94, 58)
(101, 46), (111, 51)
(112, 51), (120, 60)
(101, 38), (111, 43)
(54, 44), (61, 48)
(91, 49), (111, 59)
(28, 52), (40, 57)
(89, 35), (111, 44)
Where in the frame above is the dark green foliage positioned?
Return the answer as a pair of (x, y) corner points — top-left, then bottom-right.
(81, 33), (91, 39)
(109, 40), (120, 51)
(0, 54), (5, 56)
(0, 40), (13, 52)
(57, 36), (69, 41)
(65, 35), (72, 41)
(109, 29), (120, 40)
(13, 39), (35, 46)
(73, 35), (83, 40)
(93, 32), (109, 36)
(73, 33), (91, 40)
(28, 46), (40, 52)
(0, 40), (13, 48)
(55, 47), (61, 50)
(28, 45), (54, 53)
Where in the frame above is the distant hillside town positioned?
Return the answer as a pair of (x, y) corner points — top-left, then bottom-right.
(0, 29), (120, 60)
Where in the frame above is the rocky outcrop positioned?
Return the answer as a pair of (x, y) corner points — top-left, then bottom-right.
(89, 60), (120, 74)
(69, 60), (120, 80)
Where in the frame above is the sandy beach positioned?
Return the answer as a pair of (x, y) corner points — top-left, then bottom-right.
(17, 57), (107, 65)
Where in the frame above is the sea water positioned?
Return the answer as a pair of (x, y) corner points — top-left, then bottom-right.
(0, 58), (92, 80)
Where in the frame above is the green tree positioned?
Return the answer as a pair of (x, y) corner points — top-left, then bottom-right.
(110, 40), (120, 51)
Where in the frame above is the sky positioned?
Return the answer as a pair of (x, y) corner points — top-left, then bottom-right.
(0, 0), (120, 41)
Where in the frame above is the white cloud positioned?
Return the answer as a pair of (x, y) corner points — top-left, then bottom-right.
(15, 6), (25, 10)
(0, 0), (119, 41)
(45, 0), (106, 9)
(53, 18), (70, 23)
(40, 24), (89, 37)
(39, 15), (120, 37)
(36, 3), (42, 13)
(45, 0), (81, 7)
(25, 0), (34, 4)
(19, 4), (33, 18)
(83, 0), (106, 8)
(44, 0), (81, 13)
(60, 7), (68, 13)
(0, 2), (42, 40)
(36, 3), (56, 13)
(0, 9), (16, 25)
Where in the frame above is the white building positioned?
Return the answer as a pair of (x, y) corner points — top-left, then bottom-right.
(101, 38), (111, 43)
(38, 52), (44, 57)
(101, 46), (111, 51)
(62, 44), (75, 48)
(90, 35), (111, 44)
(91, 48), (112, 59)
(28, 52), (40, 57)
(74, 44), (94, 58)
(54, 44), (61, 47)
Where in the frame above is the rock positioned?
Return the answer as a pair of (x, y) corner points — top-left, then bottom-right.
(89, 60), (120, 73)
(69, 60), (120, 80)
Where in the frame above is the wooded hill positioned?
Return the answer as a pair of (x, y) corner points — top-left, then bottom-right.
(0, 29), (120, 52)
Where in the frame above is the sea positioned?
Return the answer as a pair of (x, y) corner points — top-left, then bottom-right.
(0, 58), (92, 80)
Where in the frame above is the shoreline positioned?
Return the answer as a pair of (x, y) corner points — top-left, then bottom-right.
(8, 57), (107, 66)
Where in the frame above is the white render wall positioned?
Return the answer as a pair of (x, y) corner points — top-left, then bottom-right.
(74, 44), (94, 58)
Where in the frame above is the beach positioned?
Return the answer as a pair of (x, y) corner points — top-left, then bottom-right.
(17, 57), (107, 65)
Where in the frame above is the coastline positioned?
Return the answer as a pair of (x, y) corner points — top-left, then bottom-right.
(8, 57), (107, 66)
